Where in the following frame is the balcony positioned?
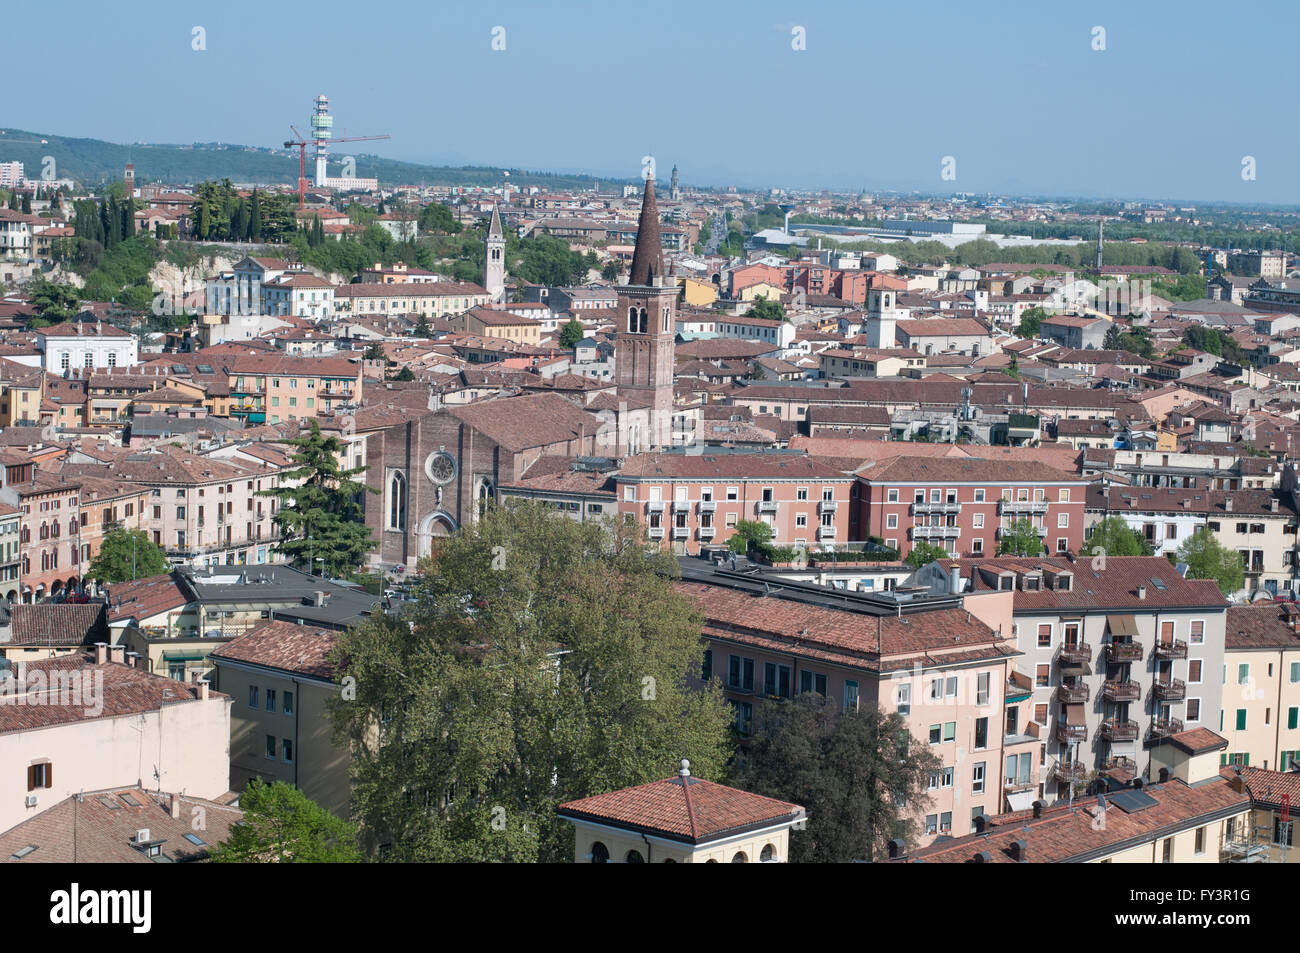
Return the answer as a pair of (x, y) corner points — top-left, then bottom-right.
(671, 500), (691, 513)
(911, 501), (960, 516)
(1150, 717), (1184, 738)
(998, 498), (1049, 515)
(646, 501), (666, 515)
(1099, 719), (1139, 742)
(672, 525), (690, 540)
(1107, 641), (1144, 662)
(757, 500), (779, 515)
(1155, 639), (1188, 659)
(1059, 642), (1092, 664)
(698, 500), (717, 514)
(1101, 679), (1141, 702)
(647, 525), (665, 539)
(1051, 761), (1091, 784)
(912, 524), (961, 541)
(1154, 678), (1186, 700)
(1057, 681), (1091, 703)
(817, 524), (836, 539)
(1056, 721), (1088, 743)
(1102, 755), (1138, 775)
(817, 499), (839, 514)
(698, 525), (716, 539)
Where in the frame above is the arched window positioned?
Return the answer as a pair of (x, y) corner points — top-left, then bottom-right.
(625, 850), (645, 864)
(628, 307), (638, 333)
(51, 521), (59, 538)
(589, 841), (609, 863)
(760, 844), (777, 862)
(39, 523), (48, 541)
(731, 851), (748, 863)
(638, 308), (648, 334)
(19, 527), (29, 544)
(388, 471), (407, 531)
(69, 519), (77, 536)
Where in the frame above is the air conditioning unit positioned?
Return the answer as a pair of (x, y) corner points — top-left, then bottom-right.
(134, 828), (151, 843)
(24, 795), (37, 808)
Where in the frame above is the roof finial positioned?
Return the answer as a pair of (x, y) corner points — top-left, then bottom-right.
(678, 758), (691, 778)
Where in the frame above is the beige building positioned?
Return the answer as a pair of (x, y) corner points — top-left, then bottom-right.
(557, 760), (806, 863)
(210, 620), (350, 818)
(1221, 602), (1300, 771)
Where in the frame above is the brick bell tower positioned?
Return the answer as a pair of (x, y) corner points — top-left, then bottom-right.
(615, 170), (676, 453)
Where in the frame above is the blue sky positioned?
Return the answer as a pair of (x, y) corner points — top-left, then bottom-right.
(8, 0), (1299, 203)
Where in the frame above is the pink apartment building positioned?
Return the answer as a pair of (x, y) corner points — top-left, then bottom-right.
(677, 572), (1037, 844)
(616, 452), (854, 555)
(856, 456), (1087, 560)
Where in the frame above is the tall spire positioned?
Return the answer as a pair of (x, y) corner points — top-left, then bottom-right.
(488, 203), (504, 240)
(628, 173), (663, 286)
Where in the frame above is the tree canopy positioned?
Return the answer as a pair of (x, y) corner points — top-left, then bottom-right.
(905, 541), (951, 569)
(997, 518), (1045, 557)
(329, 500), (733, 862)
(259, 421), (375, 577)
(558, 318), (585, 348)
(745, 296), (786, 322)
(87, 527), (170, 583)
(733, 693), (939, 861)
(209, 779), (361, 863)
(1085, 515), (1155, 558)
(1177, 527), (1244, 595)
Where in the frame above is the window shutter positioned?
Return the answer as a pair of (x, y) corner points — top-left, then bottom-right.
(44, 764), (52, 789)
(27, 766), (35, 792)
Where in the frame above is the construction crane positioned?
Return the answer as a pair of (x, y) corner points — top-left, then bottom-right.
(283, 124), (389, 209)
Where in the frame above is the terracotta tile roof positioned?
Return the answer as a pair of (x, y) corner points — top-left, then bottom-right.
(445, 393), (604, 453)
(1225, 603), (1300, 650)
(210, 620), (339, 681)
(0, 654), (223, 734)
(904, 775), (1250, 863)
(1236, 766), (1300, 810)
(0, 788), (242, 863)
(557, 772), (804, 844)
(618, 451), (851, 481)
(6, 604), (108, 646)
(1165, 727), (1228, 755)
(859, 455), (1081, 485)
(103, 574), (191, 624)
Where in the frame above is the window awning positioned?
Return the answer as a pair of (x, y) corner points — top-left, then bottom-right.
(1065, 704), (1087, 725)
(1107, 614), (1139, 637)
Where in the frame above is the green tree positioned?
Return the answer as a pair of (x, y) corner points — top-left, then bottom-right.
(1003, 352), (1020, 380)
(1085, 515), (1154, 558)
(363, 341), (386, 361)
(330, 501), (733, 862)
(997, 518), (1045, 557)
(728, 519), (774, 554)
(258, 421), (376, 577)
(413, 317), (432, 337)
(734, 693), (940, 861)
(1177, 527), (1244, 595)
(417, 201), (460, 235)
(745, 296), (785, 322)
(1017, 306), (1049, 338)
(87, 527), (170, 583)
(600, 260), (623, 281)
(905, 541), (951, 569)
(28, 276), (81, 322)
(390, 366), (415, 382)
(210, 779), (361, 863)
(558, 318), (585, 348)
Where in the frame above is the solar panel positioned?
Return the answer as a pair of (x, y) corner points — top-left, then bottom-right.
(1108, 789), (1158, 814)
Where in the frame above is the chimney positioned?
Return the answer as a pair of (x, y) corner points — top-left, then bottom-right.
(1225, 498), (1233, 512)
(974, 813), (991, 833)
(887, 838), (907, 860)
(1032, 799), (1047, 819)
(1137, 584), (1147, 600)
(973, 850), (992, 863)
(949, 566), (962, 594)
(169, 793), (182, 820)
(196, 680), (210, 701)
(125, 651), (141, 669)
(314, 591), (327, 607)
(93, 642), (108, 664)
(1009, 839), (1028, 862)
(108, 644), (124, 664)
(1158, 767), (1170, 783)
(1271, 498), (1280, 512)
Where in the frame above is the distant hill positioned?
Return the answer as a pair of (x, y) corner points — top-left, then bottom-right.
(0, 128), (617, 191)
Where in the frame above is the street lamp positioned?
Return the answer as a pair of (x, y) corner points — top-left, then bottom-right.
(315, 557), (324, 578)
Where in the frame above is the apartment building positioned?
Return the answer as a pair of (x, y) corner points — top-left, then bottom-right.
(225, 354), (363, 425)
(1220, 603), (1300, 772)
(924, 556), (1228, 801)
(677, 568), (1024, 844)
(450, 307), (542, 345)
(856, 456), (1087, 561)
(0, 646), (231, 835)
(332, 280), (490, 318)
(0, 503), (19, 601)
(615, 451), (854, 555)
(74, 475), (154, 575)
(894, 731), (1253, 864)
(37, 321), (138, 373)
(4, 474), (82, 602)
(262, 273), (336, 320)
(210, 620), (349, 818)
